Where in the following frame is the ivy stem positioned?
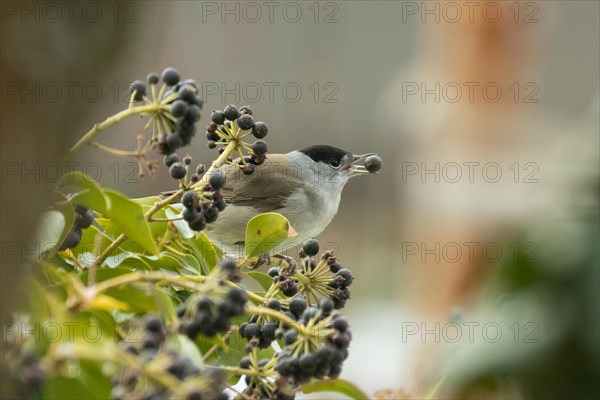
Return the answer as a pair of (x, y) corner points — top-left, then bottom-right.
(68, 103), (168, 154)
(245, 305), (309, 336)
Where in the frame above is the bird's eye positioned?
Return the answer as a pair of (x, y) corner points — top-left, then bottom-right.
(330, 160), (341, 168)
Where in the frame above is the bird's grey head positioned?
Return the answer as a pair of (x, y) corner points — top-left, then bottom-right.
(287, 145), (374, 192)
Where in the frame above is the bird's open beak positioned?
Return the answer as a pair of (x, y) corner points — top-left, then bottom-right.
(347, 153), (378, 176)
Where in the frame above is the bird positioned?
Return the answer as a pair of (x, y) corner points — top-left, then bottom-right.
(204, 144), (378, 259)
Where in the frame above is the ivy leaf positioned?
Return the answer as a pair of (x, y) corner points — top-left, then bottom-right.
(103, 189), (159, 255)
(245, 213), (294, 259)
(59, 171), (109, 214)
(248, 271), (274, 292)
(301, 379), (370, 400)
(35, 210), (67, 257)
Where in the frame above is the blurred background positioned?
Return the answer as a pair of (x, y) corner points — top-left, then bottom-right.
(1, 1), (598, 398)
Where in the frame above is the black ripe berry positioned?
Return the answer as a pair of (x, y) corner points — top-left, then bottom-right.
(284, 329), (298, 345)
(223, 104), (239, 121)
(237, 113), (254, 130)
(161, 67), (180, 86)
(78, 209), (95, 229)
(252, 121), (268, 139)
(267, 267), (280, 278)
(289, 296), (307, 319)
(166, 133), (183, 149)
(239, 356), (252, 370)
(266, 298), (281, 311)
(164, 153), (180, 167)
(335, 269), (353, 286)
(329, 261), (342, 273)
(59, 229), (81, 250)
(147, 72), (159, 85)
(188, 216), (206, 232)
(244, 323), (261, 339)
(251, 140), (268, 156)
(181, 191), (199, 209)
(241, 164), (255, 175)
(211, 110), (226, 125)
(169, 162), (187, 179)
(239, 106), (253, 115)
(129, 80), (146, 101)
(302, 239), (319, 257)
(365, 155), (383, 173)
(171, 100), (188, 118)
(185, 104), (201, 124)
(204, 205), (219, 223)
(209, 171), (226, 190)
(178, 84), (197, 103)
(332, 317), (349, 332)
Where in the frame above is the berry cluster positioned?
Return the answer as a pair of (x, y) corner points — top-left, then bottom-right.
(274, 300), (352, 385)
(129, 67), (204, 156)
(206, 105), (269, 176)
(179, 170), (227, 233)
(177, 261), (247, 338)
(266, 239), (354, 309)
(112, 315), (226, 400)
(238, 297), (283, 350)
(59, 204), (95, 250)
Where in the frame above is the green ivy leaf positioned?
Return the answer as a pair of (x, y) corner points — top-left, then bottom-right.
(248, 271), (274, 292)
(35, 210), (67, 257)
(301, 379), (370, 400)
(59, 171), (109, 214)
(184, 232), (220, 274)
(103, 189), (159, 255)
(245, 213), (294, 259)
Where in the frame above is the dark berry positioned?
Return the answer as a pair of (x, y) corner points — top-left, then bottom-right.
(365, 155), (382, 173)
(239, 106), (253, 115)
(142, 333), (162, 350)
(315, 345), (334, 363)
(209, 171), (226, 190)
(166, 133), (183, 149)
(169, 162), (187, 179)
(182, 191), (199, 209)
(252, 121), (268, 138)
(251, 140), (268, 156)
(240, 356), (252, 370)
(335, 269), (353, 287)
(221, 259), (237, 275)
(183, 208), (199, 223)
(301, 307), (318, 323)
(237, 114), (254, 130)
(299, 353), (316, 374)
(223, 104), (239, 121)
(178, 84), (197, 103)
(188, 216), (206, 232)
(332, 318), (349, 332)
(143, 315), (164, 335)
(171, 100), (188, 118)
(261, 322), (277, 342)
(207, 141), (217, 149)
(266, 298), (281, 311)
(302, 239), (319, 257)
(244, 323), (261, 339)
(206, 131), (220, 141)
(183, 155), (192, 165)
(161, 67), (180, 86)
(319, 298), (334, 314)
(267, 267), (280, 278)
(129, 80), (146, 101)
(59, 229), (81, 250)
(329, 262), (342, 273)
(147, 72), (159, 85)
(185, 104), (201, 124)
(288, 296), (307, 319)
(284, 329), (298, 345)
(241, 164), (255, 175)
(204, 205), (219, 223)
(78, 209), (95, 229)
(211, 110), (226, 125)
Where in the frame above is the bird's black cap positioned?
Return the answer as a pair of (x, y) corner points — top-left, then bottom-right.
(299, 145), (350, 165)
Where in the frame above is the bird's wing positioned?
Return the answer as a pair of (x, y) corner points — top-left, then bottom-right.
(220, 154), (306, 212)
